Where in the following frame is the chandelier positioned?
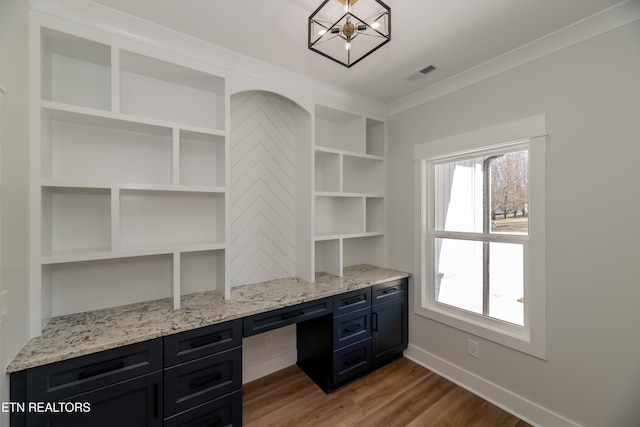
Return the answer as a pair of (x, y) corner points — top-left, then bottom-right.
(308, 0), (391, 68)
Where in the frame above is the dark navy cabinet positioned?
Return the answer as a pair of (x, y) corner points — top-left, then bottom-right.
(297, 278), (408, 393)
(163, 320), (243, 426)
(11, 339), (163, 427)
(371, 278), (409, 367)
(10, 278), (408, 425)
(10, 320), (243, 427)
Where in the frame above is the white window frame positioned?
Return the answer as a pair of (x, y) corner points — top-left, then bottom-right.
(413, 115), (547, 359)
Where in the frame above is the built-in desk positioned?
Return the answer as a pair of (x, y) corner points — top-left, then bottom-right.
(7, 265), (409, 426)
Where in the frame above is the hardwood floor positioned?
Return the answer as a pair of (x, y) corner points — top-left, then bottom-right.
(243, 357), (532, 427)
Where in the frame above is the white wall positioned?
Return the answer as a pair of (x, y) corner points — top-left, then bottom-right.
(0, 0), (31, 424)
(388, 20), (640, 427)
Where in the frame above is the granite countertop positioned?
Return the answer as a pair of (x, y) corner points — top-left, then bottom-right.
(6, 264), (410, 373)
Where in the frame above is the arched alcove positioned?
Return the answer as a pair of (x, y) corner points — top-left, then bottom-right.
(229, 90), (312, 286)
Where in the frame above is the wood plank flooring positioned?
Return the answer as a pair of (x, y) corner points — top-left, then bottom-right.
(243, 357), (532, 427)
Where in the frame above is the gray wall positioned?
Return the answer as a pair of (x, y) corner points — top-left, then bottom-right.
(0, 0), (31, 425)
(388, 20), (640, 427)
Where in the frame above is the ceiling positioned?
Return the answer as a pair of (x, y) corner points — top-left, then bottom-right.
(88, 0), (626, 104)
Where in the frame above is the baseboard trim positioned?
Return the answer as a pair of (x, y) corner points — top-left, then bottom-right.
(404, 344), (580, 427)
(242, 350), (297, 384)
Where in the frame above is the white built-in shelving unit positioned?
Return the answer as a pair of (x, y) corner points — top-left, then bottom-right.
(34, 27), (229, 327)
(313, 106), (386, 277)
(29, 20), (386, 335)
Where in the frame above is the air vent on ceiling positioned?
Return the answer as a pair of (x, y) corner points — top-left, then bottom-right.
(405, 64), (437, 82)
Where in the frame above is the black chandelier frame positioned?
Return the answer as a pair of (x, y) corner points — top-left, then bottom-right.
(308, 0), (391, 68)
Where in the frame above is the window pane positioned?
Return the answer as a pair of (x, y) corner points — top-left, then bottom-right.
(488, 242), (524, 326)
(433, 150), (529, 235)
(434, 159), (483, 233)
(434, 238), (483, 315)
(490, 150), (528, 234)
(434, 238), (524, 326)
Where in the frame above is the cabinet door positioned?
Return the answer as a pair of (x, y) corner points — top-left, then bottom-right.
(371, 296), (408, 366)
(27, 371), (162, 427)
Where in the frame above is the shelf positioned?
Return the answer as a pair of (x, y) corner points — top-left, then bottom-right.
(314, 146), (383, 161)
(41, 107), (172, 185)
(42, 254), (174, 317)
(315, 150), (340, 192)
(315, 239), (341, 277)
(118, 183), (226, 193)
(180, 130), (225, 187)
(312, 105), (386, 279)
(41, 28), (111, 111)
(33, 24), (233, 330)
(42, 181), (226, 195)
(180, 250), (226, 296)
(366, 197), (384, 234)
(41, 186), (111, 257)
(343, 235), (384, 269)
(41, 241), (225, 265)
(314, 234), (384, 278)
(315, 196), (363, 237)
(119, 189), (225, 250)
(343, 154), (384, 194)
(120, 50), (225, 130)
(315, 105), (365, 153)
(366, 118), (385, 157)
(314, 231), (383, 241)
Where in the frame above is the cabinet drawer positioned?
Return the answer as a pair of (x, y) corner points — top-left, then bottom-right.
(333, 338), (371, 385)
(164, 319), (242, 367)
(27, 371), (162, 427)
(333, 288), (370, 316)
(333, 307), (371, 349)
(164, 390), (242, 427)
(372, 278), (408, 305)
(243, 298), (332, 337)
(26, 339), (162, 402)
(164, 347), (242, 418)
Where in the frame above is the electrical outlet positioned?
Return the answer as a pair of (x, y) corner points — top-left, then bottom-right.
(1, 290), (8, 323)
(467, 339), (479, 358)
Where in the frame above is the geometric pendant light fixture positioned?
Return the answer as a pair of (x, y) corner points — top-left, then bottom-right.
(309, 0), (391, 68)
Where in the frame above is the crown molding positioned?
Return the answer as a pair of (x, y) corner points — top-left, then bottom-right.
(388, 0), (640, 116)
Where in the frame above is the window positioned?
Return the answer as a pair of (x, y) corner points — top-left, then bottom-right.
(413, 115), (547, 358)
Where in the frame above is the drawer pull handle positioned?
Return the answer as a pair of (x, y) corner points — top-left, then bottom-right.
(190, 334), (223, 349)
(191, 416), (222, 427)
(190, 372), (222, 389)
(382, 287), (398, 295)
(343, 324), (361, 333)
(78, 360), (125, 380)
(344, 354), (363, 367)
(281, 310), (304, 320)
(342, 297), (363, 306)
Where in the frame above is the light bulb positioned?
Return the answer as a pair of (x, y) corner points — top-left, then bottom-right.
(318, 29), (327, 35)
(371, 21), (381, 29)
(345, 41), (351, 50)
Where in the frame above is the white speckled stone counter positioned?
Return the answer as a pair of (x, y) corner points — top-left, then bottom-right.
(6, 265), (409, 373)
